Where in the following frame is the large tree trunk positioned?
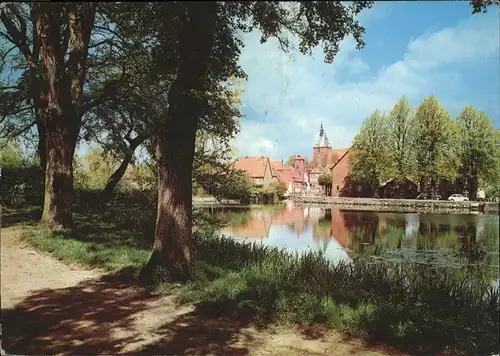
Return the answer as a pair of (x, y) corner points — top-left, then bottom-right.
(2, 4), (95, 228)
(103, 135), (147, 196)
(36, 122), (47, 204)
(469, 175), (478, 201)
(41, 116), (78, 228)
(430, 177), (437, 199)
(140, 2), (217, 282)
(34, 3), (96, 228)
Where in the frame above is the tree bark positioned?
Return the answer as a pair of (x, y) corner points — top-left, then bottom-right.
(140, 2), (217, 281)
(103, 135), (147, 196)
(34, 3), (96, 228)
(469, 175), (478, 201)
(41, 115), (78, 228)
(37, 122), (47, 187)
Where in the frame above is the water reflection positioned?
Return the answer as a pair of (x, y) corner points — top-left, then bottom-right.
(213, 203), (499, 281)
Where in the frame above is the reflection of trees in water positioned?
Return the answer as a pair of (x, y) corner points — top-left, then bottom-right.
(343, 211), (379, 253)
(455, 220), (499, 271)
(355, 221), (499, 283)
(211, 206), (499, 282)
(324, 208), (332, 220)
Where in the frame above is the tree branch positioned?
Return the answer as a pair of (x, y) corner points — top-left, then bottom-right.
(0, 6), (36, 72)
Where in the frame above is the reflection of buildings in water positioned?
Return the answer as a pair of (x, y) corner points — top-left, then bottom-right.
(312, 218), (332, 252)
(221, 209), (273, 240)
(404, 213), (420, 239)
(329, 209), (349, 248)
(309, 208), (351, 254)
(306, 206), (324, 222)
(221, 217), (271, 240)
(270, 206), (306, 235)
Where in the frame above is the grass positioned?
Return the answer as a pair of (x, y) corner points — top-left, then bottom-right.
(4, 196), (500, 356)
(26, 227), (151, 272)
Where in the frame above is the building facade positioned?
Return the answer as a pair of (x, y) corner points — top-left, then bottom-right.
(233, 156), (273, 187)
(235, 124), (351, 196)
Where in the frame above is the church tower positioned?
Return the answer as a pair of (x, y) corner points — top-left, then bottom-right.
(312, 122), (331, 167)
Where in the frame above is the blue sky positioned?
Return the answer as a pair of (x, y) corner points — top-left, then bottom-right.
(234, 1), (500, 162)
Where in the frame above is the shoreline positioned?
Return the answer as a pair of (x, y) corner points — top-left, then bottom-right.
(289, 196), (500, 214)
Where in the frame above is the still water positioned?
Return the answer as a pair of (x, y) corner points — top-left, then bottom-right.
(206, 202), (500, 284)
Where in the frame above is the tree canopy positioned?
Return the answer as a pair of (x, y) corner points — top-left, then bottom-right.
(349, 110), (393, 190)
(349, 96), (498, 200)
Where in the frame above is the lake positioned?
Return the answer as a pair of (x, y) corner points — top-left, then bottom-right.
(206, 202), (499, 285)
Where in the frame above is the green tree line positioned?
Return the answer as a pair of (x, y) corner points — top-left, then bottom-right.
(349, 96), (500, 200)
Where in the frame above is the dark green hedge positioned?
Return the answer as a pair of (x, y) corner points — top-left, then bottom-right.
(0, 166), (43, 207)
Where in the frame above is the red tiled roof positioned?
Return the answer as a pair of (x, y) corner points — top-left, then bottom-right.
(329, 149), (348, 166)
(270, 160), (284, 175)
(329, 149), (349, 170)
(273, 166), (297, 187)
(330, 149), (350, 190)
(234, 157), (270, 178)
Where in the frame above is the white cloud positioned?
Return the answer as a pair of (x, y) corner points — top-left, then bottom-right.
(234, 7), (500, 161)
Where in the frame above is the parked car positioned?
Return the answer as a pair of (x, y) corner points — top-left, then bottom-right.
(448, 194), (469, 202)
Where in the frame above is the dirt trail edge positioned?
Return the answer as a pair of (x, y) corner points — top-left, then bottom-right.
(1, 226), (403, 356)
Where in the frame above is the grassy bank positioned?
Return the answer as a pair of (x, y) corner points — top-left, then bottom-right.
(4, 202), (499, 356)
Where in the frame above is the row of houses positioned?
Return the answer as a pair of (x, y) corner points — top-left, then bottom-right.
(234, 124), (351, 196)
(233, 123), (463, 199)
(233, 154), (308, 194)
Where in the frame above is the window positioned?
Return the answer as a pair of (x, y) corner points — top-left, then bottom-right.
(336, 185), (340, 191)
(357, 185), (362, 192)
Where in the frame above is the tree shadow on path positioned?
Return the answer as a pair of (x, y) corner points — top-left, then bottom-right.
(1, 207), (41, 228)
(1, 273), (252, 355)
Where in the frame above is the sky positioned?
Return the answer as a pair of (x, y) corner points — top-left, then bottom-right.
(9, 2), (494, 161)
(234, 1), (500, 162)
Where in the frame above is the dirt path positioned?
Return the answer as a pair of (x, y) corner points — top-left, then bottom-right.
(1, 226), (402, 356)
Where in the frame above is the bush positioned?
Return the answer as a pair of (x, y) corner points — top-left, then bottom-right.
(0, 166), (43, 207)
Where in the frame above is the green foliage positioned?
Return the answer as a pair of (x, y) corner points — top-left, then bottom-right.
(73, 154), (90, 190)
(350, 110), (393, 187)
(269, 181), (287, 197)
(0, 138), (35, 168)
(457, 106), (497, 190)
(387, 96), (415, 180)
(253, 181), (287, 204)
(193, 136), (253, 201)
(414, 96), (459, 188)
(285, 156), (295, 168)
(75, 147), (120, 190)
(0, 166), (43, 207)
(126, 163), (157, 191)
(318, 173), (332, 187)
(470, 0), (500, 14)
(349, 97), (498, 199)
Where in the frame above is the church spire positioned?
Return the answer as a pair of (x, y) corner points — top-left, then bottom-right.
(315, 122), (330, 147)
